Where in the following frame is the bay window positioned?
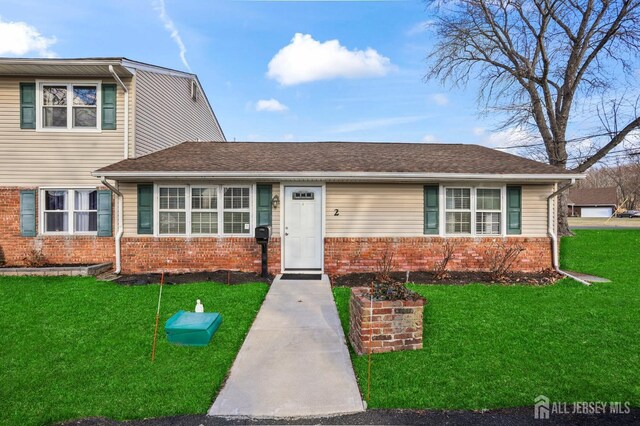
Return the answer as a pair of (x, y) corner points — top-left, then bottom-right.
(42, 189), (98, 234)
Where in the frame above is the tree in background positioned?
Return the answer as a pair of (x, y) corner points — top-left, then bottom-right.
(426, 0), (640, 234)
(578, 155), (640, 210)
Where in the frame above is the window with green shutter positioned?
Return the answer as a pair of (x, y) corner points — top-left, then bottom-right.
(20, 190), (37, 236)
(424, 185), (439, 235)
(101, 84), (117, 130)
(97, 190), (113, 237)
(256, 185), (272, 226)
(137, 184), (154, 234)
(506, 186), (522, 234)
(20, 83), (36, 129)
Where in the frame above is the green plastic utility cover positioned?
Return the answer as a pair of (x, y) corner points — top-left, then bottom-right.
(165, 310), (222, 347)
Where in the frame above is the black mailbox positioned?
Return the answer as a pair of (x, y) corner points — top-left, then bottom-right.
(255, 225), (271, 244)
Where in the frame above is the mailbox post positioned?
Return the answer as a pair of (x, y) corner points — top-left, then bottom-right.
(255, 225), (271, 278)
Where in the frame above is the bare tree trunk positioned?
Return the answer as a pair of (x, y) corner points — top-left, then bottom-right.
(557, 192), (572, 236)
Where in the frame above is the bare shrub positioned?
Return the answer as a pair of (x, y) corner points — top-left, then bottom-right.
(375, 243), (396, 283)
(23, 248), (47, 268)
(486, 241), (525, 281)
(433, 240), (455, 280)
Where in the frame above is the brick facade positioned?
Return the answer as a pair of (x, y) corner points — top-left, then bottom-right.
(324, 236), (552, 275)
(120, 237), (282, 274)
(0, 188), (114, 266)
(2, 186), (552, 274)
(349, 287), (424, 354)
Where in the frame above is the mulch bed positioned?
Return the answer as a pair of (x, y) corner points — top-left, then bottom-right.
(332, 270), (562, 287)
(113, 270), (272, 286)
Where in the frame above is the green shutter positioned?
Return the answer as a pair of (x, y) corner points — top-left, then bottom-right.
(137, 184), (154, 234)
(20, 190), (37, 237)
(256, 184), (272, 226)
(97, 190), (112, 237)
(424, 185), (439, 235)
(101, 84), (117, 130)
(20, 83), (36, 129)
(507, 186), (522, 235)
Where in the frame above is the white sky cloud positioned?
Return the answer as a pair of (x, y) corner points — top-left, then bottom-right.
(472, 127), (486, 136)
(255, 98), (288, 112)
(267, 33), (394, 86)
(0, 17), (56, 57)
(331, 115), (426, 133)
(152, 0), (191, 71)
(430, 93), (449, 106)
(422, 134), (440, 143)
(485, 127), (534, 148)
(406, 20), (435, 36)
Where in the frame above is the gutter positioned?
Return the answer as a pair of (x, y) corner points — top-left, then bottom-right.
(101, 177), (124, 274)
(92, 171), (586, 182)
(108, 65), (129, 159)
(547, 179), (591, 286)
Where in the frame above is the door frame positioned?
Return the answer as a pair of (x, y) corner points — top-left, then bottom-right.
(280, 182), (326, 274)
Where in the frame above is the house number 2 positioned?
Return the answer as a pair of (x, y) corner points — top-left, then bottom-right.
(334, 209), (340, 216)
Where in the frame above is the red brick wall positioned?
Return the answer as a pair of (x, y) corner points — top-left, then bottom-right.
(324, 236), (552, 275)
(0, 188), (114, 266)
(349, 287), (424, 354)
(120, 237), (282, 274)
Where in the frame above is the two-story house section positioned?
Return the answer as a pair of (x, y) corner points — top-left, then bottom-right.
(0, 57), (225, 268)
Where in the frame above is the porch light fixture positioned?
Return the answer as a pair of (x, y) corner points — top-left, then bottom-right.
(272, 194), (280, 209)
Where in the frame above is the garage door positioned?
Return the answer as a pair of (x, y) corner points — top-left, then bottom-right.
(581, 207), (613, 218)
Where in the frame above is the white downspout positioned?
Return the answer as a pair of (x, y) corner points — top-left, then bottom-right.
(547, 179), (591, 286)
(108, 65), (129, 159)
(101, 177), (124, 274)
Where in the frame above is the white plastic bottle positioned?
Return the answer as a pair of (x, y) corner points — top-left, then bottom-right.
(195, 299), (204, 313)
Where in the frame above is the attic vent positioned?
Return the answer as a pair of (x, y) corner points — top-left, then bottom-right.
(190, 80), (197, 101)
(292, 191), (314, 200)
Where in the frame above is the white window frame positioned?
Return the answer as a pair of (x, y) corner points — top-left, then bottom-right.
(474, 187), (503, 235)
(190, 186), (219, 236)
(153, 184), (254, 237)
(444, 187), (473, 236)
(35, 80), (102, 132)
(222, 185), (253, 236)
(39, 188), (98, 235)
(442, 185), (506, 237)
(156, 185), (188, 236)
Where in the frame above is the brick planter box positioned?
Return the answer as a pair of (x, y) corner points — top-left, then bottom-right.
(348, 287), (424, 355)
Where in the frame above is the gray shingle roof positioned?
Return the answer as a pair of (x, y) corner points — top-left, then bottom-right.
(567, 187), (618, 206)
(95, 141), (576, 176)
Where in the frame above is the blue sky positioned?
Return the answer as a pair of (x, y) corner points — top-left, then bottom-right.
(0, 0), (530, 146)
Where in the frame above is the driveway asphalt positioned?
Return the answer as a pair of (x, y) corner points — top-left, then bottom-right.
(208, 274), (364, 417)
(62, 407), (640, 426)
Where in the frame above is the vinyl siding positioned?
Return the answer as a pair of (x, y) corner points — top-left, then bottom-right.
(0, 76), (129, 186)
(522, 184), (554, 236)
(120, 181), (552, 238)
(121, 182), (139, 237)
(325, 183), (425, 237)
(134, 70), (224, 157)
(271, 183), (281, 237)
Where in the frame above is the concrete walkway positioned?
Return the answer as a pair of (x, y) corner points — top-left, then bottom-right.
(209, 275), (364, 418)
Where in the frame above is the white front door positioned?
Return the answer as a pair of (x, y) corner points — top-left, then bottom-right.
(283, 186), (323, 271)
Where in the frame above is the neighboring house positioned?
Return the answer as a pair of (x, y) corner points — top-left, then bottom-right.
(567, 187), (618, 218)
(0, 57), (225, 267)
(91, 142), (585, 275)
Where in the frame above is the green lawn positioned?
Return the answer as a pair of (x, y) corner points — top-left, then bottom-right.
(334, 230), (640, 409)
(0, 278), (268, 426)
